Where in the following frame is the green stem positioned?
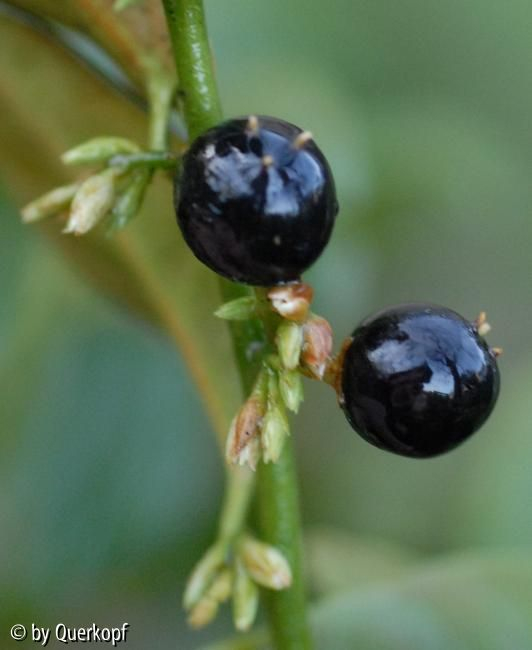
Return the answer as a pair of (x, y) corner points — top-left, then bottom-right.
(161, 0), (222, 139)
(146, 68), (176, 151)
(257, 439), (312, 650)
(217, 466), (255, 544)
(161, 1), (312, 647)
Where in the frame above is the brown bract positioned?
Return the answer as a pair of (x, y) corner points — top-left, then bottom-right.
(225, 396), (264, 469)
(268, 282), (313, 322)
(301, 315), (333, 380)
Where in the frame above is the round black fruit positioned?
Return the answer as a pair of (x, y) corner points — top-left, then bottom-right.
(340, 304), (500, 458)
(175, 115), (338, 286)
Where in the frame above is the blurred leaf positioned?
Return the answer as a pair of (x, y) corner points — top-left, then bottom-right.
(305, 526), (418, 596)
(0, 190), (225, 627)
(5, 0), (174, 90)
(312, 551), (532, 650)
(0, 313), (223, 600)
(445, 357), (532, 548)
(0, 16), (238, 439)
(202, 550), (532, 650)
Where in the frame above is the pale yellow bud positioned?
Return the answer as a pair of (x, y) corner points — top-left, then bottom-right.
(183, 544), (225, 610)
(232, 560), (259, 632)
(187, 597), (218, 629)
(276, 320), (303, 370)
(21, 183), (80, 224)
(279, 369), (304, 413)
(261, 402), (289, 464)
(239, 536), (292, 591)
(63, 171), (118, 235)
(206, 568), (233, 603)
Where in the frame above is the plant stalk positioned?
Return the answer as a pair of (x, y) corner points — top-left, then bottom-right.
(161, 0), (312, 647)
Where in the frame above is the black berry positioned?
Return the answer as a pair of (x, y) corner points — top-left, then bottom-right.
(340, 304), (500, 458)
(175, 115), (338, 286)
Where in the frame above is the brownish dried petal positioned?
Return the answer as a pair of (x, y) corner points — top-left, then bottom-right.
(301, 315), (333, 379)
(268, 282), (313, 322)
(225, 397), (264, 466)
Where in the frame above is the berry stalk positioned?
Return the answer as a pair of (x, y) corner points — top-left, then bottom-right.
(160, 0), (312, 647)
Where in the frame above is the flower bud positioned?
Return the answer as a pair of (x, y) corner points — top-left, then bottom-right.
(276, 320), (303, 370)
(232, 560), (259, 632)
(225, 396), (264, 470)
(301, 315), (333, 379)
(62, 137), (139, 166)
(261, 403), (289, 463)
(214, 295), (257, 321)
(110, 167), (150, 230)
(183, 543), (226, 610)
(239, 536), (292, 591)
(63, 170), (118, 235)
(236, 435), (262, 471)
(268, 283), (313, 321)
(206, 568), (233, 603)
(279, 369), (304, 413)
(261, 375), (290, 464)
(187, 596), (218, 629)
(21, 183), (80, 224)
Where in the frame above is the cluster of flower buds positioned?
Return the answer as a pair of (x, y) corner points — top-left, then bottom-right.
(217, 282), (334, 468)
(20, 136), (175, 235)
(183, 535), (292, 631)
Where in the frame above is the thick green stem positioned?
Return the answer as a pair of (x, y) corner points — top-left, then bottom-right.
(161, 1), (312, 647)
(161, 0), (222, 139)
(257, 439), (312, 650)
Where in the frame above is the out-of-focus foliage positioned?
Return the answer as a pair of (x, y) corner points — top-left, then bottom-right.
(1, 0), (532, 648)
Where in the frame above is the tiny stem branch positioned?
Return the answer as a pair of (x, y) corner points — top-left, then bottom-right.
(109, 151), (179, 171)
(217, 467), (255, 543)
(161, 1), (312, 647)
(146, 68), (176, 151)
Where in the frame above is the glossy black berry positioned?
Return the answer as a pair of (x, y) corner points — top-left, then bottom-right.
(340, 304), (500, 458)
(175, 115), (338, 286)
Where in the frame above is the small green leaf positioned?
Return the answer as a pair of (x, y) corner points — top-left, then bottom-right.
(62, 137), (140, 166)
(214, 296), (257, 321)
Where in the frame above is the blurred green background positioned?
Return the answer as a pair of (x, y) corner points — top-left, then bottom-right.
(2, 1), (532, 648)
